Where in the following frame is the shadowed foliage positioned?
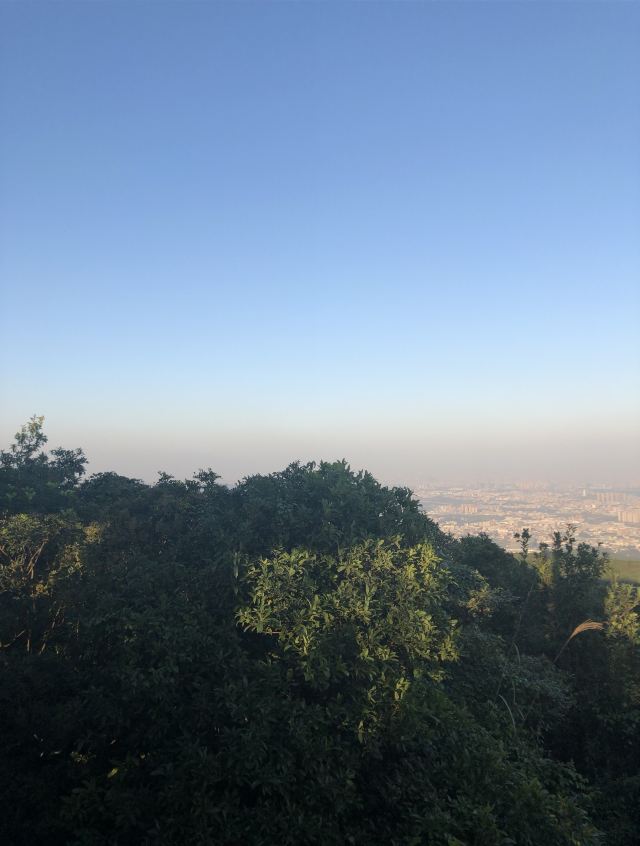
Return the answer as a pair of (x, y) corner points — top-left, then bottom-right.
(1, 419), (637, 845)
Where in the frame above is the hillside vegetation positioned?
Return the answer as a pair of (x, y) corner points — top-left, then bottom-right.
(1, 418), (639, 845)
(608, 558), (640, 585)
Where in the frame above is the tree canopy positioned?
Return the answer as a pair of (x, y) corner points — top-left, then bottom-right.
(1, 418), (638, 845)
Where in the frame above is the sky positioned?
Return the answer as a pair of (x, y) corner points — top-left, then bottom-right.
(1, 1), (639, 486)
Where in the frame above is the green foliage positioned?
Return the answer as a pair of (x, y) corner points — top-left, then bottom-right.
(606, 557), (640, 584)
(0, 511), (84, 653)
(238, 541), (456, 712)
(0, 415), (87, 513)
(0, 419), (635, 844)
(455, 533), (542, 646)
(231, 459), (443, 556)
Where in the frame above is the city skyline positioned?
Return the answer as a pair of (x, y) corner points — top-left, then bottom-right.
(415, 480), (640, 559)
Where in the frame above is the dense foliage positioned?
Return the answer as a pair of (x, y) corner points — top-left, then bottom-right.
(1, 418), (638, 845)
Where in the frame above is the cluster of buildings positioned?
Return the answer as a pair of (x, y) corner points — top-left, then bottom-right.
(414, 483), (640, 558)
(618, 509), (640, 525)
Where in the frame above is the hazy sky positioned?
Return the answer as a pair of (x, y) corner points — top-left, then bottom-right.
(1, 1), (639, 486)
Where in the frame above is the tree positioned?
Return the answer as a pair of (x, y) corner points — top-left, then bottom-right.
(0, 416), (87, 514)
(0, 420), (620, 845)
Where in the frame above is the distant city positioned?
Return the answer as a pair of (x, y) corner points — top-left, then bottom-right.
(414, 483), (640, 559)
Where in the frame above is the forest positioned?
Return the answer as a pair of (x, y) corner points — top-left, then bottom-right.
(1, 417), (638, 845)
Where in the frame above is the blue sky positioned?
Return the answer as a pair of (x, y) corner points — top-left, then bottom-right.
(1, 1), (638, 484)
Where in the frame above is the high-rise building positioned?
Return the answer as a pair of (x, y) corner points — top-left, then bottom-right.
(618, 510), (640, 524)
